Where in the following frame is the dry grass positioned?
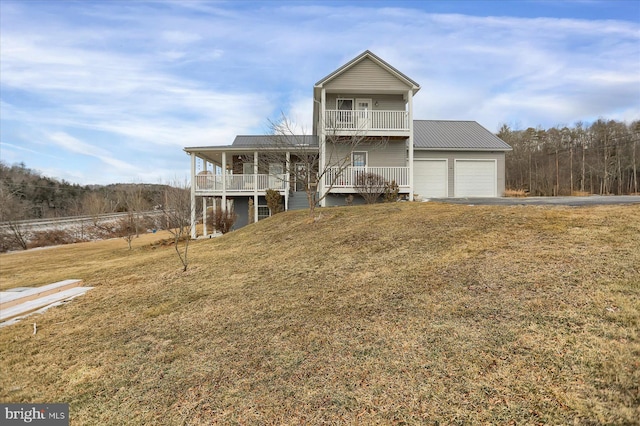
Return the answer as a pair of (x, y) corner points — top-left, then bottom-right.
(504, 188), (527, 197)
(1, 203), (639, 424)
(571, 191), (593, 197)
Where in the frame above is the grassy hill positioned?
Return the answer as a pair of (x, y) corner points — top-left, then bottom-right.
(1, 202), (638, 424)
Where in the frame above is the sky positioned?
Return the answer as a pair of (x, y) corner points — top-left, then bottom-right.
(1, 0), (639, 185)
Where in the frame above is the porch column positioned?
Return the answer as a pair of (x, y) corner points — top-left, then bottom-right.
(319, 87), (327, 207)
(254, 151), (258, 188)
(254, 194), (259, 223)
(407, 90), (414, 201)
(202, 196), (207, 237)
(285, 151), (290, 211)
(221, 151), (227, 213)
(190, 153), (197, 239)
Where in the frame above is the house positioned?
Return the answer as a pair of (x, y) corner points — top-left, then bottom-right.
(184, 51), (511, 235)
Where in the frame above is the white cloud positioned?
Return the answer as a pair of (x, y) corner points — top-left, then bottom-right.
(162, 30), (202, 44)
(49, 132), (137, 172)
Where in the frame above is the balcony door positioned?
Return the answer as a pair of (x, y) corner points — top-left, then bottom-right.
(269, 163), (283, 189)
(336, 98), (353, 128)
(355, 98), (372, 130)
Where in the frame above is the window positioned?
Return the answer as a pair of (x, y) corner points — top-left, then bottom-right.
(337, 98), (353, 110)
(257, 205), (270, 221)
(352, 151), (367, 167)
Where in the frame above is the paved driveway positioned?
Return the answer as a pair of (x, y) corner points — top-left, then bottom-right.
(428, 195), (640, 206)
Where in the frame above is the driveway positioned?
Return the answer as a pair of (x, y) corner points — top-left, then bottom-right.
(427, 195), (640, 206)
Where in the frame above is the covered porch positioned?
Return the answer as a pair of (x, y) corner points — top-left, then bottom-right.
(185, 145), (306, 238)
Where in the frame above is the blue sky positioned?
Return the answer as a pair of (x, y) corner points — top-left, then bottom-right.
(1, 0), (639, 185)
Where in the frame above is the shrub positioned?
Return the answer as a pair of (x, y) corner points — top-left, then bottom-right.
(383, 180), (399, 203)
(248, 198), (255, 224)
(265, 189), (283, 215)
(211, 204), (237, 234)
(504, 189), (527, 198)
(28, 229), (77, 249)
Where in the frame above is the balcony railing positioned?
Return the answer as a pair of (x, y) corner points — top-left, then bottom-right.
(325, 167), (410, 188)
(195, 174), (287, 193)
(324, 110), (409, 132)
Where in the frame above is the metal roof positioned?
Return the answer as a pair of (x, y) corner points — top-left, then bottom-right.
(232, 135), (319, 148)
(413, 120), (512, 151)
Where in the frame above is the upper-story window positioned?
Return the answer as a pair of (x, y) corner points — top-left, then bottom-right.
(337, 98), (353, 110)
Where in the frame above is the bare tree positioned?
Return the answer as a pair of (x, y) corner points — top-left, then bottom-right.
(160, 180), (193, 272)
(120, 184), (150, 238)
(248, 114), (386, 219)
(116, 211), (136, 250)
(83, 192), (110, 226)
(0, 183), (30, 250)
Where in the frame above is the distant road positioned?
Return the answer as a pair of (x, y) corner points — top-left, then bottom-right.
(428, 195), (640, 206)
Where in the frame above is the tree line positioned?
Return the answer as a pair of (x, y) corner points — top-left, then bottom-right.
(499, 119), (640, 196)
(0, 161), (166, 220)
(1, 163), (195, 269)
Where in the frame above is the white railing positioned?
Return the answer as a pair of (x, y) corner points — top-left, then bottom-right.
(195, 174), (287, 192)
(324, 110), (409, 131)
(325, 167), (410, 188)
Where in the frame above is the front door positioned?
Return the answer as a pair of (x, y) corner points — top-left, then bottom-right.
(294, 163), (308, 192)
(355, 98), (372, 130)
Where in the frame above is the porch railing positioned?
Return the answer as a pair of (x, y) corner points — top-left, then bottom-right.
(324, 110), (409, 132)
(195, 174), (287, 192)
(325, 167), (410, 188)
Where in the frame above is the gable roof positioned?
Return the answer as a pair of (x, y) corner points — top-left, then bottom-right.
(314, 50), (420, 93)
(414, 120), (512, 151)
(232, 135), (318, 149)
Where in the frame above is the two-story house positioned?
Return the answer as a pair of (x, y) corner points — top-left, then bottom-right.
(184, 51), (511, 235)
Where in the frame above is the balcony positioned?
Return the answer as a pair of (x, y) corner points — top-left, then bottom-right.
(324, 110), (409, 134)
(195, 174), (287, 194)
(325, 167), (410, 191)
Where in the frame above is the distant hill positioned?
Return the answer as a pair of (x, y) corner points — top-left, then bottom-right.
(0, 161), (166, 219)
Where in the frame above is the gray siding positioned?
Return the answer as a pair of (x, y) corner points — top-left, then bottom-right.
(326, 93), (406, 111)
(414, 151), (506, 197)
(327, 140), (407, 167)
(324, 57), (411, 92)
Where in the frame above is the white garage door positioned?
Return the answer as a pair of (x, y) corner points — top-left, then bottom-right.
(455, 160), (496, 197)
(414, 159), (448, 198)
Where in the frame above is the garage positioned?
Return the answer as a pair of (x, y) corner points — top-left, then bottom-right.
(454, 159), (496, 197)
(414, 159), (448, 198)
